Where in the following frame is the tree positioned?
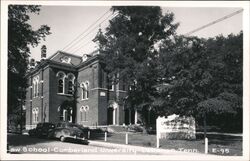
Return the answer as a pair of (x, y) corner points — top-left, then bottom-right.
(8, 5), (51, 128)
(97, 6), (179, 125)
(197, 32), (243, 133)
(157, 32), (243, 136)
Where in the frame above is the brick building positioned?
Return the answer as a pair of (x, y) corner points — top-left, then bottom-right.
(25, 47), (141, 129)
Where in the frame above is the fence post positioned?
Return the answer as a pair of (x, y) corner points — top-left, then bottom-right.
(88, 130), (90, 139)
(105, 132), (107, 142)
(156, 117), (160, 148)
(125, 133), (128, 145)
(156, 136), (160, 148)
(205, 137), (208, 154)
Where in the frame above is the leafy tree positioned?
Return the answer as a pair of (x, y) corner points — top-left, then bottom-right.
(157, 32), (243, 136)
(8, 5), (51, 128)
(197, 32), (243, 133)
(97, 6), (178, 125)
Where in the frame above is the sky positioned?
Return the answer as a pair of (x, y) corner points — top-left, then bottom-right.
(28, 6), (243, 61)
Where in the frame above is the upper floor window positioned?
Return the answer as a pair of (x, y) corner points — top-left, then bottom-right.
(56, 71), (66, 94)
(67, 73), (75, 95)
(33, 76), (39, 97)
(60, 56), (71, 64)
(81, 81), (89, 100)
(108, 82), (114, 91)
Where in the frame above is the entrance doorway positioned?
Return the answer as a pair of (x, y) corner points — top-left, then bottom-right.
(124, 108), (136, 125)
(107, 107), (113, 125)
(124, 109), (130, 125)
(59, 108), (72, 122)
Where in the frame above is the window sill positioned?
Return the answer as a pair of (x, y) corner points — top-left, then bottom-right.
(81, 98), (89, 101)
(57, 93), (73, 97)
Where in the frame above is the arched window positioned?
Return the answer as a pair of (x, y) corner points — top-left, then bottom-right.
(63, 109), (72, 122)
(81, 81), (89, 100)
(32, 107), (39, 123)
(80, 106), (89, 122)
(56, 71), (66, 94)
(85, 82), (89, 99)
(58, 79), (63, 93)
(33, 76), (39, 97)
(67, 73), (75, 95)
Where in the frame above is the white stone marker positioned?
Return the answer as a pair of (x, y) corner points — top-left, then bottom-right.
(125, 133), (128, 145)
(205, 137), (208, 154)
(105, 132), (107, 142)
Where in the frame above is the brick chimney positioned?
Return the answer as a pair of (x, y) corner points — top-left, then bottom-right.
(30, 58), (35, 69)
(41, 45), (47, 60)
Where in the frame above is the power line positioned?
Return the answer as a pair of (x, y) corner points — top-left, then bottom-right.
(71, 40), (93, 54)
(70, 8), (242, 54)
(70, 13), (119, 54)
(185, 9), (243, 36)
(62, 9), (111, 51)
(67, 12), (117, 53)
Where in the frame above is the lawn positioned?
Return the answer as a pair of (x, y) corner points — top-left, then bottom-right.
(89, 132), (242, 156)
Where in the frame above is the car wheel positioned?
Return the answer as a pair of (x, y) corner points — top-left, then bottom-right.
(60, 136), (66, 142)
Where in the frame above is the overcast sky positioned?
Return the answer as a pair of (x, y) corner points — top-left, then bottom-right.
(28, 6), (243, 61)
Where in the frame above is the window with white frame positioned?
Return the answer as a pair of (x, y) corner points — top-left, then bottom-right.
(33, 76), (39, 97)
(63, 109), (72, 122)
(67, 73), (75, 95)
(81, 81), (89, 100)
(32, 107), (39, 123)
(56, 71), (66, 94)
(108, 75), (115, 91)
(80, 105), (89, 122)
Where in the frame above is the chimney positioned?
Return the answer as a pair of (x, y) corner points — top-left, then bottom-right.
(36, 61), (40, 66)
(41, 45), (47, 60)
(30, 58), (35, 69)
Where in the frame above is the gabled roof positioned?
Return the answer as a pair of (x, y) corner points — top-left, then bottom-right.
(47, 50), (82, 66)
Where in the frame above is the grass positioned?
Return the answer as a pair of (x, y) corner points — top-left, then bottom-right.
(89, 132), (242, 156)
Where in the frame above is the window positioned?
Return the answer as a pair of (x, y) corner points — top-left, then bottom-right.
(67, 73), (75, 95)
(58, 79), (63, 93)
(108, 81), (114, 91)
(32, 107), (39, 123)
(68, 81), (73, 94)
(63, 109), (72, 122)
(80, 106), (89, 122)
(108, 75), (115, 91)
(56, 71), (66, 94)
(81, 81), (89, 100)
(33, 76), (39, 97)
(61, 56), (71, 64)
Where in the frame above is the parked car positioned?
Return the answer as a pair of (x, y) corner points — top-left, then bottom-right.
(48, 122), (88, 144)
(28, 122), (55, 138)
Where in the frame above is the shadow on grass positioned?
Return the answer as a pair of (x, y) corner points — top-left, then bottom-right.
(8, 133), (55, 147)
(196, 134), (242, 146)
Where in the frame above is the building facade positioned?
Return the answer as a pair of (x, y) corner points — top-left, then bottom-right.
(25, 49), (140, 129)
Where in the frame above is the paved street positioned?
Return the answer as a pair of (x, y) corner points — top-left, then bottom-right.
(7, 133), (162, 155)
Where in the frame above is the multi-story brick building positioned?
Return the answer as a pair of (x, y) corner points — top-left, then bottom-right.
(24, 46), (142, 129)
